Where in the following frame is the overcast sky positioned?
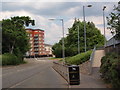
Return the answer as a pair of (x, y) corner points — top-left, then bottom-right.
(0, 0), (119, 45)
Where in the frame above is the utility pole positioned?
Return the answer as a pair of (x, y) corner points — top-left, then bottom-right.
(78, 25), (80, 54)
(83, 5), (92, 52)
(103, 6), (106, 47)
(49, 19), (65, 63)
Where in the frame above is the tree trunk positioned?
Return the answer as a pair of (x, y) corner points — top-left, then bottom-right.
(10, 41), (15, 54)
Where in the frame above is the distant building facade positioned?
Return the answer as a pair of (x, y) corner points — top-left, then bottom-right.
(44, 44), (53, 57)
(26, 28), (45, 57)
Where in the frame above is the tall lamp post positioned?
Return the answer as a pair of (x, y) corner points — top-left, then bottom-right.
(83, 5), (92, 52)
(49, 19), (65, 63)
(103, 6), (106, 47)
(77, 25), (80, 54)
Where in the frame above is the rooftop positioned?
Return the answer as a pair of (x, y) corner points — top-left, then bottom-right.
(26, 28), (44, 31)
(44, 44), (53, 47)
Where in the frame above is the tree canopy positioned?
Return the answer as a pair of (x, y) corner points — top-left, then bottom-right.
(2, 16), (35, 58)
(52, 19), (105, 58)
(107, 1), (120, 40)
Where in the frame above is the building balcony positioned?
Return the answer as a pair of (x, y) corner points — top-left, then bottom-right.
(34, 36), (39, 38)
(34, 45), (39, 47)
(34, 38), (39, 41)
(34, 51), (39, 53)
(34, 41), (39, 43)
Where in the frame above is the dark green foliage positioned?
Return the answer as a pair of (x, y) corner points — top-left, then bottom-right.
(65, 50), (92, 65)
(100, 53), (120, 88)
(2, 16), (33, 55)
(52, 43), (62, 58)
(52, 19), (104, 58)
(1, 16), (35, 65)
(0, 53), (26, 66)
(107, 1), (120, 40)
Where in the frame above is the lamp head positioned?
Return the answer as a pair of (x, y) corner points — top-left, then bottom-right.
(103, 6), (106, 10)
(49, 19), (55, 21)
(87, 5), (92, 7)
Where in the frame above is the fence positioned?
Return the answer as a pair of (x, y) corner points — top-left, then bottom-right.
(105, 43), (120, 55)
(89, 46), (96, 74)
(53, 62), (80, 85)
(105, 36), (120, 55)
(53, 62), (68, 81)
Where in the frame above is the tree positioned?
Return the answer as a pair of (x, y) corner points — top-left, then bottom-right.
(53, 19), (105, 58)
(2, 16), (35, 59)
(107, 1), (120, 40)
(0, 21), (2, 54)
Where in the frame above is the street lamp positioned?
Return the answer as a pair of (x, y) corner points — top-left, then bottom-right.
(77, 25), (80, 54)
(83, 5), (92, 52)
(103, 6), (106, 47)
(49, 19), (65, 63)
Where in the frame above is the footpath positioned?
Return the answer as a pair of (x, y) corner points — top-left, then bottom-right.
(70, 49), (106, 88)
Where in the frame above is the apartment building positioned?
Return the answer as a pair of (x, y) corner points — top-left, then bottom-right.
(26, 28), (45, 57)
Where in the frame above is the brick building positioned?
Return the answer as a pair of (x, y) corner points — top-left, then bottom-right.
(26, 28), (45, 57)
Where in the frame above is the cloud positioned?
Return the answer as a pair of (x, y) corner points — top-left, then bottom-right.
(2, 2), (117, 17)
(1, 0), (119, 2)
(86, 16), (103, 25)
(0, 10), (65, 45)
(1, 2), (118, 45)
(96, 25), (113, 40)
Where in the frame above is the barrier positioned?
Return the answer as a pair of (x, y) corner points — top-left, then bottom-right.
(53, 62), (80, 85)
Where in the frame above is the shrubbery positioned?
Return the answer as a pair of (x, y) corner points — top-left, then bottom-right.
(100, 53), (120, 88)
(0, 53), (26, 66)
(65, 50), (92, 65)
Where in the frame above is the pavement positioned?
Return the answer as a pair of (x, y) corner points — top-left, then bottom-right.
(92, 50), (105, 67)
(70, 49), (106, 88)
(70, 67), (106, 88)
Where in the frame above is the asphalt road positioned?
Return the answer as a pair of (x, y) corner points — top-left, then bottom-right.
(2, 58), (68, 88)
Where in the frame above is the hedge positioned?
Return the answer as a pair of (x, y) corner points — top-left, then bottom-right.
(100, 53), (120, 88)
(65, 50), (92, 65)
(0, 53), (26, 66)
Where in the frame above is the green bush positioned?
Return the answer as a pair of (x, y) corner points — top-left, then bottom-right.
(65, 50), (92, 65)
(100, 53), (120, 88)
(1, 53), (26, 66)
(0, 55), (2, 65)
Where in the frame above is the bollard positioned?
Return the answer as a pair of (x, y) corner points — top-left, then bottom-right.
(68, 65), (80, 85)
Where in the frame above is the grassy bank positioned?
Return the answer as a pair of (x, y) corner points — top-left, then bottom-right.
(0, 53), (26, 66)
(65, 50), (92, 65)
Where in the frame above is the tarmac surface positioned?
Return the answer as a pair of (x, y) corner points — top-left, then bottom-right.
(1, 54), (106, 88)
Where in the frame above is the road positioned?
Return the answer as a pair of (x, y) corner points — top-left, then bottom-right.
(2, 58), (68, 88)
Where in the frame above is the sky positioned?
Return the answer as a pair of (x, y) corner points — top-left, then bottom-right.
(0, 0), (119, 45)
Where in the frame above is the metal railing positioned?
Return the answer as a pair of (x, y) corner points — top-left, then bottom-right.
(53, 62), (69, 81)
(89, 46), (96, 74)
(53, 62), (80, 85)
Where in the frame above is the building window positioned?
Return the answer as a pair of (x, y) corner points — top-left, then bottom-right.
(30, 41), (32, 43)
(30, 37), (33, 40)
